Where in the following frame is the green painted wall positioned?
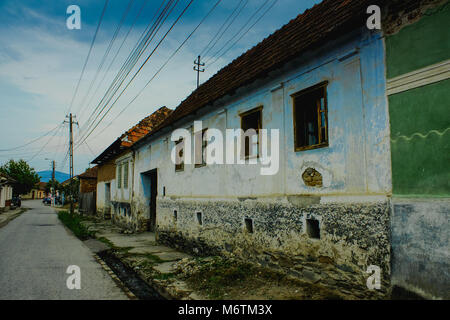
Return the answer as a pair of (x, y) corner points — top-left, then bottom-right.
(387, 3), (450, 197)
(389, 79), (450, 196)
(385, 2), (450, 79)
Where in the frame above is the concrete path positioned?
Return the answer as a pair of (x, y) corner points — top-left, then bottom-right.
(0, 200), (128, 300)
(83, 220), (191, 273)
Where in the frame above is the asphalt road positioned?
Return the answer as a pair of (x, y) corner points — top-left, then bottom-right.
(0, 200), (128, 300)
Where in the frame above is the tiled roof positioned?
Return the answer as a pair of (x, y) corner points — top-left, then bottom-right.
(92, 106), (173, 164)
(137, 0), (378, 143)
(38, 182), (47, 190)
(78, 166), (98, 179)
(119, 106), (173, 148)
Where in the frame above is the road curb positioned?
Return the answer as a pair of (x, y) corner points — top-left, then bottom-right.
(93, 253), (137, 300)
(0, 209), (26, 229)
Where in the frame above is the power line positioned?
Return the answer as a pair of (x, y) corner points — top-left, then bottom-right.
(0, 124), (62, 152)
(200, 0), (248, 59)
(77, 0), (175, 140)
(206, 0), (276, 66)
(27, 122), (65, 162)
(77, 0), (195, 148)
(65, 0), (109, 116)
(103, 0), (222, 129)
(81, 0), (151, 124)
(77, 0), (135, 120)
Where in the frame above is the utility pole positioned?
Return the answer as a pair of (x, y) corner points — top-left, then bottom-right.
(45, 158), (56, 206)
(193, 55), (205, 88)
(52, 160), (55, 182)
(64, 113), (78, 215)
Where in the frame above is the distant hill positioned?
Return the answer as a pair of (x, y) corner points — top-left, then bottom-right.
(37, 170), (70, 183)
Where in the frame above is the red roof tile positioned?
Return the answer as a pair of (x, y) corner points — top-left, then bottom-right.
(92, 106), (173, 164)
(118, 106), (173, 148)
(78, 166), (98, 179)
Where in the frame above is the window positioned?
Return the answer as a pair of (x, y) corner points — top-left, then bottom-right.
(240, 107), (262, 159)
(196, 212), (203, 225)
(175, 139), (184, 172)
(244, 218), (254, 233)
(293, 82), (328, 151)
(117, 164), (122, 189)
(123, 162), (129, 189)
(306, 218), (320, 239)
(195, 128), (208, 168)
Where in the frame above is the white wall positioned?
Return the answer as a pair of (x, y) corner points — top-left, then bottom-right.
(132, 31), (391, 206)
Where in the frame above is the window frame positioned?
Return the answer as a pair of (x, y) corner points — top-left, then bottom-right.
(239, 106), (263, 159)
(174, 138), (185, 172)
(292, 81), (329, 152)
(123, 161), (129, 189)
(117, 164), (122, 189)
(195, 128), (208, 168)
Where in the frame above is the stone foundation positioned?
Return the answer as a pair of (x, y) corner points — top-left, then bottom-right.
(156, 197), (392, 296)
(111, 201), (149, 232)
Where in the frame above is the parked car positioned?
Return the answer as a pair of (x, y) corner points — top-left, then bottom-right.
(42, 197), (51, 205)
(12, 195), (21, 208)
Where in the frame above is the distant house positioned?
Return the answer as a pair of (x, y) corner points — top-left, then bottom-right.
(22, 182), (47, 200)
(78, 166), (98, 215)
(91, 107), (172, 225)
(0, 173), (14, 212)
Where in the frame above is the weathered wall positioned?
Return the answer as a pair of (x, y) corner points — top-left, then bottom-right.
(385, 1), (450, 299)
(79, 191), (96, 215)
(391, 199), (450, 299)
(0, 186), (13, 211)
(389, 79), (450, 196)
(80, 178), (97, 194)
(96, 161), (115, 217)
(385, 0), (450, 79)
(97, 160), (115, 182)
(386, 2), (450, 196)
(110, 151), (134, 228)
(130, 29), (392, 294)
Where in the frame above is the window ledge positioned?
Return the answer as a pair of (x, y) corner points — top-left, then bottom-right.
(295, 143), (328, 152)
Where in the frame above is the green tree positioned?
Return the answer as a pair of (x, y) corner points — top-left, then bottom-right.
(45, 179), (61, 195)
(0, 159), (40, 195)
(62, 179), (79, 202)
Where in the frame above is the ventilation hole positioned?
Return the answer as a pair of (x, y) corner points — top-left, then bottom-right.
(196, 212), (203, 225)
(163, 187), (166, 197)
(244, 218), (254, 233)
(173, 210), (177, 222)
(306, 218), (320, 239)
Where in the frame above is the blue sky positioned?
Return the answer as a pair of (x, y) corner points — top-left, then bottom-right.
(0, 0), (321, 175)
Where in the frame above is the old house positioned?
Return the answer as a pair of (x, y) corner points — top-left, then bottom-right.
(0, 173), (14, 212)
(383, 0), (450, 299)
(78, 166), (98, 215)
(22, 182), (47, 200)
(128, 0), (392, 294)
(92, 107), (173, 226)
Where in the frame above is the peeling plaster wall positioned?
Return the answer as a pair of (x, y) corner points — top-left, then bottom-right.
(96, 161), (116, 217)
(130, 29), (391, 291)
(384, 1), (450, 299)
(107, 151), (134, 226)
